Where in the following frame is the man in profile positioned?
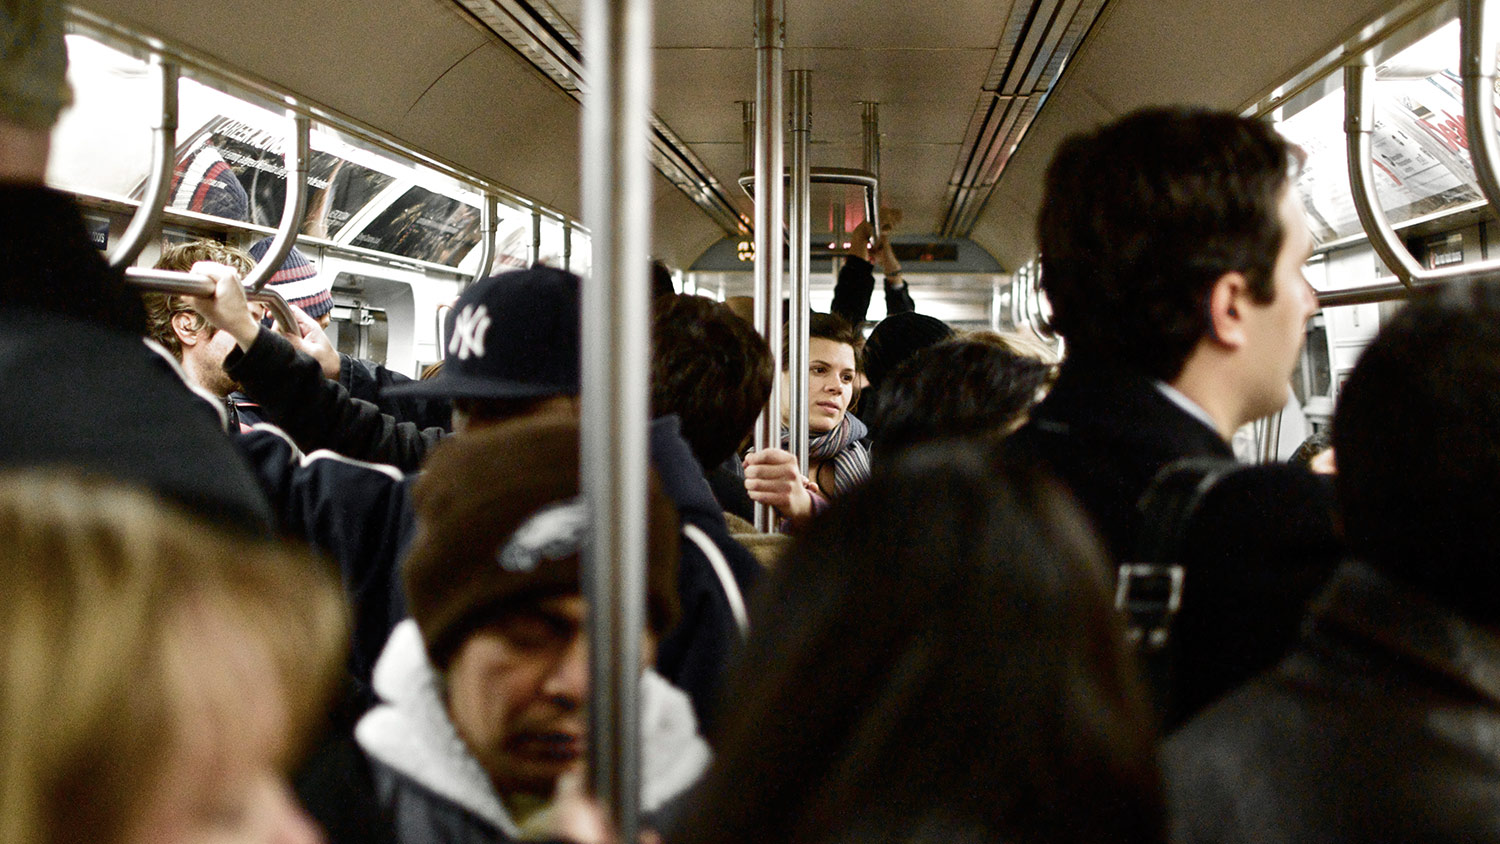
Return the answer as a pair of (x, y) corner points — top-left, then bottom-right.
(1167, 281), (1500, 843)
(1009, 107), (1339, 726)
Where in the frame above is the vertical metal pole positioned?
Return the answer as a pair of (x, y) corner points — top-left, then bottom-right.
(563, 221), (573, 272)
(752, 0), (786, 531)
(862, 102), (880, 237)
(788, 71), (812, 474)
(742, 101), (757, 173)
(580, 0), (652, 835)
(532, 208), (545, 266)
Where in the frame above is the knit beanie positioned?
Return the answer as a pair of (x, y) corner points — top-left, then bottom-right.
(1, 0), (72, 129)
(403, 414), (681, 668)
(247, 237), (333, 319)
(863, 312), (955, 389)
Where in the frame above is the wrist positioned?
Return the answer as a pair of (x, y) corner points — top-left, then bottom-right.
(229, 319), (262, 352)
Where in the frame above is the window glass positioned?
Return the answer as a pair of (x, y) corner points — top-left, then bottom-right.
(537, 216), (566, 267)
(494, 212), (535, 270)
(350, 186), (481, 267)
(47, 34), (152, 198)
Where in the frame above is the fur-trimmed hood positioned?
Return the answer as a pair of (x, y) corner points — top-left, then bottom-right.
(356, 620), (711, 837)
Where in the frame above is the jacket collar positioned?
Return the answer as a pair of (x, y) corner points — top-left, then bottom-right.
(356, 620), (711, 835)
(1027, 357), (1231, 458)
(1313, 562), (1500, 706)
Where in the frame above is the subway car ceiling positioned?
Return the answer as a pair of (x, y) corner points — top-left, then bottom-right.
(67, 0), (1399, 271)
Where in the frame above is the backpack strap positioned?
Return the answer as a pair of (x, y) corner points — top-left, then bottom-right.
(1121, 457), (1242, 651)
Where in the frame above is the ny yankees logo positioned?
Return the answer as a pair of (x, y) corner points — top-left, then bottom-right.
(449, 304), (492, 360)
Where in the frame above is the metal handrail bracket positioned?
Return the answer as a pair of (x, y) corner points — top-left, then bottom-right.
(472, 193), (498, 285)
(1343, 56), (1500, 289)
(243, 113), (311, 292)
(108, 57), (178, 270)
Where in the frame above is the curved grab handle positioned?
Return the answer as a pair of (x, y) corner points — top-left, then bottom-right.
(243, 113), (311, 292)
(1462, 0), (1500, 213)
(1343, 58), (1500, 287)
(124, 267), (300, 333)
(108, 58), (178, 270)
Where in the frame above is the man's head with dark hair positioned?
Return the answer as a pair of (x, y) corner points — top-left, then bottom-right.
(651, 260), (677, 300)
(1334, 281), (1500, 625)
(1038, 107), (1305, 382)
(872, 335), (1055, 457)
(651, 294), (773, 471)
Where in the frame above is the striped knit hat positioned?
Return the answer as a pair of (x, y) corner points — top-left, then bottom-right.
(247, 238), (333, 320)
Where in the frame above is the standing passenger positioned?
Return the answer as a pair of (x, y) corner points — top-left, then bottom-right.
(1166, 280), (1500, 844)
(743, 313), (868, 529)
(1007, 107), (1342, 727)
(0, 0), (272, 531)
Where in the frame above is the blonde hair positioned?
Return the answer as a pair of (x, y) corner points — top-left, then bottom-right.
(0, 471), (346, 844)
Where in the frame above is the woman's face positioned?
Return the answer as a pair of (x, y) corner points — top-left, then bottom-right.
(781, 337), (857, 435)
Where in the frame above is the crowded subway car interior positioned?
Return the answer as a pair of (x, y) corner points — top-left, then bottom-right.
(9, 0), (1500, 841)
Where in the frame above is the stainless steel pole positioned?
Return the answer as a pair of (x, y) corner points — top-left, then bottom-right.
(752, 0), (786, 532)
(532, 207), (544, 266)
(743, 100), (757, 174)
(788, 70), (812, 475)
(580, 0), (653, 836)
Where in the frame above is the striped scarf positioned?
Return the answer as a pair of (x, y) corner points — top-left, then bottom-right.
(784, 413), (871, 496)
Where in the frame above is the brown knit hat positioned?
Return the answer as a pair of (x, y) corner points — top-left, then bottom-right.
(403, 414), (681, 668)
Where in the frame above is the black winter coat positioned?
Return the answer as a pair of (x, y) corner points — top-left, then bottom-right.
(1165, 562), (1500, 844)
(1008, 358), (1341, 727)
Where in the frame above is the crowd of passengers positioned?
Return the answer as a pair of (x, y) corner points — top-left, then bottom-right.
(8, 1), (1500, 842)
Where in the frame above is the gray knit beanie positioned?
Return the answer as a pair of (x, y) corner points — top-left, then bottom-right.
(1, 0), (73, 129)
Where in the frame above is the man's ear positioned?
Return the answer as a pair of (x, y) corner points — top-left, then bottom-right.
(1206, 271), (1250, 350)
(170, 311), (202, 348)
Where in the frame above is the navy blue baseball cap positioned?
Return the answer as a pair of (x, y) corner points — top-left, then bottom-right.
(386, 267), (581, 400)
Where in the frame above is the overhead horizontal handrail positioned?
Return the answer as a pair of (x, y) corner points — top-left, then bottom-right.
(243, 113), (311, 293)
(472, 193), (498, 285)
(124, 267), (300, 333)
(108, 57), (178, 270)
(1344, 56), (1500, 286)
(1316, 280), (1416, 307)
(1461, 0), (1500, 211)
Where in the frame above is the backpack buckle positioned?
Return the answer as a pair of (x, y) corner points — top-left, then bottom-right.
(1115, 564), (1185, 651)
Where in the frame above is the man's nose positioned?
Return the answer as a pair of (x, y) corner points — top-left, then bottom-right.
(542, 634), (590, 708)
